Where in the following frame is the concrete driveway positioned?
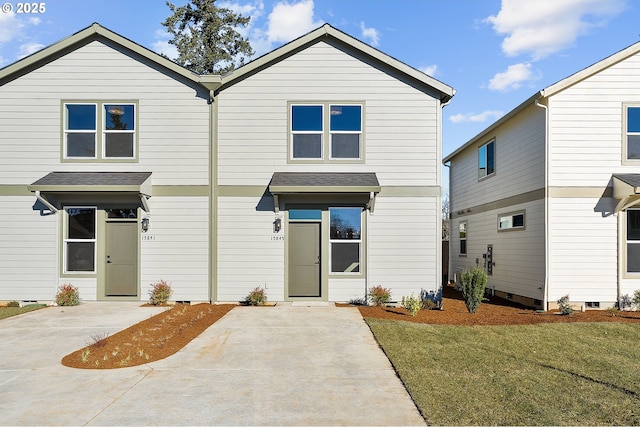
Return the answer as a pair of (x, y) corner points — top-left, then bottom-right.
(0, 302), (425, 426)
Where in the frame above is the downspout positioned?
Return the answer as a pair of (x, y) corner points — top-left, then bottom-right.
(209, 88), (217, 303)
(35, 191), (59, 213)
(534, 96), (549, 310)
(440, 94), (453, 301)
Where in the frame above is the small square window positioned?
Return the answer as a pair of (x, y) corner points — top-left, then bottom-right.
(498, 212), (525, 231)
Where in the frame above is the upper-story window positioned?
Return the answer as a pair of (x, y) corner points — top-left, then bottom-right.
(478, 139), (495, 179)
(63, 101), (137, 161)
(290, 103), (363, 162)
(625, 105), (640, 160)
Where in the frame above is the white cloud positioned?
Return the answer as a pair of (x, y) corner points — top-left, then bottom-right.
(219, 0), (264, 17)
(359, 22), (379, 47)
(28, 17), (41, 26)
(151, 30), (178, 60)
(419, 64), (438, 76)
(485, 0), (626, 60)
(266, 0), (322, 43)
(18, 42), (44, 58)
(450, 110), (504, 124)
(488, 62), (539, 91)
(0, 12), (23, 44)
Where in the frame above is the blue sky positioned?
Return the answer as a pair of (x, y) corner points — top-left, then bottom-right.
(0, 0), (637, 191)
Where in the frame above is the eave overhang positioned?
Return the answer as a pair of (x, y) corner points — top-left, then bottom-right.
(613, 174), (640, 213)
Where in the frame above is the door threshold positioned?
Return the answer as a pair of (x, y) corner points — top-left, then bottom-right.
(291, 301), (334, 307)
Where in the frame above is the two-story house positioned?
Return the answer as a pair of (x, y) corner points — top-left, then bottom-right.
(0, 23), (454, 304)
(444, 41), (640, 310)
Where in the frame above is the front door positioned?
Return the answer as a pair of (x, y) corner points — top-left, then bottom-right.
(288, 222), (321, 297)
(105, 221), (138, 297)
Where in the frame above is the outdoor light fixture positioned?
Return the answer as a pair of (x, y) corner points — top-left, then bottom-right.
(273, 217), (282, 233)
(141, 217), (150, 232)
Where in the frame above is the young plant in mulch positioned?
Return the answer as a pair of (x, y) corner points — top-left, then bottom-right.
(368, 285), (392, 307)
(460, 266), (487, 314)
(55, 283), (80, 306)
(244, 286), (267, 305)
(633, 290), (640, 311)
(401, 293), (421, 317)
(557, 295), (574, 316)
(148, 280), (172, 305)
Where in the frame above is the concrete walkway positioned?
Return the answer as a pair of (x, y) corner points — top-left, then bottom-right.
(0, 302), (425, 426)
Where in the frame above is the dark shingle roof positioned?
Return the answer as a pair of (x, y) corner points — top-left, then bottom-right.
(269, 172), (379, 193)
(31, 172), (152, 187)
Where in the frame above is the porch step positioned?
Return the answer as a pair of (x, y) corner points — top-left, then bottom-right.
(291, 301), (335, 307)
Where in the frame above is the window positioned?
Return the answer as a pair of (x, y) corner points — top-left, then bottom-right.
(104, 104), (135, 158)
(459, 222), (467, 256)
(64, 207), (96, 273)
(65, 104), (97, 158)
(290, 103), (363, 161)
(498, 211), (525, 231)
(63, 102), (136, 160)
(625, 106), (640, 160)
(478, 139), (495, 179)
(330, 207), (362, 273)
(627, 209), (640, 273)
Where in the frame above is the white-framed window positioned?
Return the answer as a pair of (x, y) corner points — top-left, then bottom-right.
(64, 207), (97, 273)
(478, 139), (495, 179)
(329, 207), (362, 273)
(63, 101), (136, 161)
(459, 221), (467, 256)
(290, 103), (363, 161)
(103, 104), (135, 158)
(498, 211), (525, 231)
(625, 105), (640, 160)
(64, 103), (97, 158)
(627, 209), (640, 273)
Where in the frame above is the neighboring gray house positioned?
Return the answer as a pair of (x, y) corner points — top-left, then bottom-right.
(444, 41), (640, 310)
(0, 23), (454, 304)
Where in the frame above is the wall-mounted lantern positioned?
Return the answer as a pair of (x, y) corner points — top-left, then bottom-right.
(273, 217), (282, 233)
(141, 217), (150, 233)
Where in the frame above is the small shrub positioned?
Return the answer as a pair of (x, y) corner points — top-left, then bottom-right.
(606, 307), (619, 317)
(401, 294), (421, 317)
(244, 286), (267, 306)
(56, 284), (80, 306)
(633, 290), (640, 311)
(619, 294), (632, 311)
(420, 288), (442, 310)
(368, 285), (391, 307)
(557, 295), (574, 316)
(348, 297), (368, 306)
(149, 280), (172, 305)
(7, 301), (20, 307)
(460, 267), (488, 314)
(87, 331), (110, 348)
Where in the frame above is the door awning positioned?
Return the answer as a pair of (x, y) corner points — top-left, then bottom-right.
(613, 174), (640, 212)
(28, 172), (152, 213)
(268, 172), (380, 213)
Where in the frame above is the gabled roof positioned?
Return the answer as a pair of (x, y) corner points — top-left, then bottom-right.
(0, 23), (222, 90)
(219, 24), (455, 102)
(443, 40), (640, 163)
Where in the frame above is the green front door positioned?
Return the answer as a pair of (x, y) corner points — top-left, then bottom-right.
(288, 222), (321, 297)
(105, 221), (138, 297)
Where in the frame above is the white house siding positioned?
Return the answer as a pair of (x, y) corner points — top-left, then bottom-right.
(547, 197), (618, 305)
(0, 40), (209, 186)
(140, 196), (209, 302)
(0, 39), (210, 301)
(216, 196), (285, 303)
(449, 199), (545, 302)
(216, 41), (440, 187)
(328, 278), (366, 302)
(449, 104), (546, 214)
(367, 196), (440, 301)
(0, 196), (57, 301)
(547, 51), (640, 188)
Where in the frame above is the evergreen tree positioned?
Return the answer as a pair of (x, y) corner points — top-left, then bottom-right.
(162, 0), (254, 74)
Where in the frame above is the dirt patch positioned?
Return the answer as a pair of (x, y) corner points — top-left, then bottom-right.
(355, 285), (640, 326)
(62, 303), (235, 369)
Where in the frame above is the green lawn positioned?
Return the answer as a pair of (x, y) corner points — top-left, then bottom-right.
(0, 304), (46, 320)
(366, 319), (640, 426)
